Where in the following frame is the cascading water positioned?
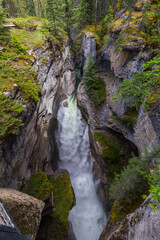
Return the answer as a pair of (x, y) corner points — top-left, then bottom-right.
(56, 96), (106, 240)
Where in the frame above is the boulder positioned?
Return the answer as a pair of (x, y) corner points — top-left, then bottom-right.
(24, 170), (76, 240)
(0, 188), (45, 240)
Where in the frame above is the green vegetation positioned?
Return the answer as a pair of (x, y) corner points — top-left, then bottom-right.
(0, 11), (44, 139)
(0, 94), (24, 139)
(24, 172), (52, 200)
(109, 146), (160, 221)
(110, 198), (143, 223)
(12, 17), (38, 31)
(0, 7), (10, 43)
(48, 174), (75, 229)
(94, 131), (127, 177)
(142, 165), (160, 212)
(142, 0), (160, 48)
(110, 107), (138, 128)
(94, 132), (121, 160)
(112, 54), (160, 109)
(83, 54), (106, 105)
(24, 172), (75, 240)
(110, 115), (137, 128)
(8, 36), (26, 53)
(11, 28), (45, 49)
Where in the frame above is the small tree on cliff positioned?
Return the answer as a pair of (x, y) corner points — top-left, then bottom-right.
(83, 54), (106, 105)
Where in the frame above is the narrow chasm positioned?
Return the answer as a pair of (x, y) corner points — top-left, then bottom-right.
(55, 96), (106, 240)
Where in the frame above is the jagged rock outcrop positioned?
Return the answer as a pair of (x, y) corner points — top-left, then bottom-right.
(0, 188), (44, 240)
(0, 40), (75, 190)
(100, 196), (160, 240)
(78, 32), (160, 150)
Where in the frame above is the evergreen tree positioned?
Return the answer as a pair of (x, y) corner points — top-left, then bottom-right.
(46, 0), (60, 34)
(46, 0), (78, 40)
(0, 7), (10, 43)
(78, 0), (89, 28)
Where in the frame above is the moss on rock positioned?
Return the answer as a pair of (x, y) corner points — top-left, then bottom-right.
(24, 172), (52, 201)
(48, 173), (75, 229)
(24, 171), (75, 240)
(110, 196), (145, 223)
(94, 132), (121, 161)
(47, 172), (75, 240)
(0, 188), (44, 240)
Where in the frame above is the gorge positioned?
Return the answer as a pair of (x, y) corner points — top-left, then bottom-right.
(0, 1), (160, 239)
(56, 96), (106, 240)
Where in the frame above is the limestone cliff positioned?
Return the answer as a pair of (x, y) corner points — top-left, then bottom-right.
(0, 40), (75, 190)
(77, 28), (160, 240)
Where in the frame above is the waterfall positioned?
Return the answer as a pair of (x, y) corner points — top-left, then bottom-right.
(56, 96), (106, 240)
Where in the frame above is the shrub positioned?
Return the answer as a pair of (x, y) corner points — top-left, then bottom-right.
(143, 164), (160, 211)
(110, 115), (137, 127)
(9, 36), (26, 54)
(0, 94), (24, 139)
(109, 146), (160, 205)
(0, 60), (41, 102)
(13, 18), (38, 31)
(112, 54), (160, 109)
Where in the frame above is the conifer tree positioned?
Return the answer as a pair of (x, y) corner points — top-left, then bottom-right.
(46, 0), (78, 40)
(0, 7), (10, 43)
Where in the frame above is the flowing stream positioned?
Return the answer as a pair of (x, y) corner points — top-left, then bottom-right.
(56, 96), (106, 240)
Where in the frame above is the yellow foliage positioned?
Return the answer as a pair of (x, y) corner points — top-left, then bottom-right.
(115, 3), (121, 12)
(131, 11), (142, 20)
(125, 11), (130, 16)
(135, 0), (142, 8)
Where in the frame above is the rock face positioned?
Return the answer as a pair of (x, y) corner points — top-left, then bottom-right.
(78, 32), (160, 150)
(0, 188), (44, 240)
(0, 40), (75, 190)
(77, 32), (160, 239)
(100, 196), (160, 240)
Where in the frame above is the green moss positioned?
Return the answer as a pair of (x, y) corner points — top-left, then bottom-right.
(24, 172), (52, 200)
(110, 196), (144, 223)
(24, 172), (75, 240)
(94, 132), (121, 161)
(48, 173), (75, 230)
(0, 94), (24, 139)
(0, 32), (42, 139)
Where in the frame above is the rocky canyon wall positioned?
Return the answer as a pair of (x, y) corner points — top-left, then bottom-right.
(77, 32), (160, 240)
(0, 40), (76, 190)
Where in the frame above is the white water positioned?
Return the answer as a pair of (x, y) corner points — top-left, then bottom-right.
(56, 96), (106, 240)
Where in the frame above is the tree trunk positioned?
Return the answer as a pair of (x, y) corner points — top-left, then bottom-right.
(95, 0), (98, 29)
(31, 0), (37, 16)
(37, 0), (41, 17)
